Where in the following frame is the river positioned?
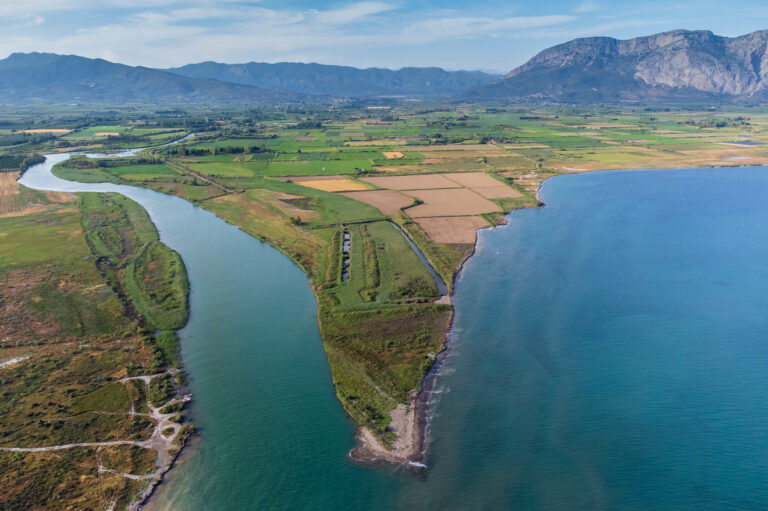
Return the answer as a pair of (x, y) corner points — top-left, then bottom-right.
(21, 157), (768, 509)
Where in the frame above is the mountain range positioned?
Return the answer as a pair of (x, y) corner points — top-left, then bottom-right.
(0, 53), (314, 104)
(2, 30), (768, 105)
(468, 30), (768, 103)
(167, 62), (498, 98)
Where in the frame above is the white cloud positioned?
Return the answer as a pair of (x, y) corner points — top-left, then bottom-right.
(101, 48), (118, 62)
(402, 15), (575, 43)
(574, 1), (599, 13)
(310, 2), (396, 25)
(0, 2), (581, 69)
(0, 0), (180, 17)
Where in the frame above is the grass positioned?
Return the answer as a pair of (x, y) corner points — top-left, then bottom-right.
(0, 448), (145, 511)
(155, 331), (180, 367)
(72, 383), (132, 413)
(124, 241), (189, 331)
(54, 161), (179, 184)
(319, 221), (439, 309)
(99, 444), (157, 475)
(80, 193), (189, 330)
(320, 304), (450, 433)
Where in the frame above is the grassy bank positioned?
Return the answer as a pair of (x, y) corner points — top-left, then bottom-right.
(79, 193), (189, 332)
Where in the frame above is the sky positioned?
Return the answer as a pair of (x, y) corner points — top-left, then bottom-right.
(0, 0), (766, 72)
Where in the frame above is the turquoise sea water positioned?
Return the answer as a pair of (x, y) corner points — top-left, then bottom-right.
(23, 161), (768, 509)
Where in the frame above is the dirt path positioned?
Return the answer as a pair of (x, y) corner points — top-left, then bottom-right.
(165, 161), (239, 194)
(0, 370), (190, 510)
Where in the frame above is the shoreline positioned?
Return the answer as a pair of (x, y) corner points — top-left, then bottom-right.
(18, 152), (196, 511)
(347, 221), (485, 469)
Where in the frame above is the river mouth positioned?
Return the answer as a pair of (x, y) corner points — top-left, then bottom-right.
(21, 157), (768, 510)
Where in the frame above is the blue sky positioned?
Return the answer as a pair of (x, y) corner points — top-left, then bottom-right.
(1, 1), (766, 71)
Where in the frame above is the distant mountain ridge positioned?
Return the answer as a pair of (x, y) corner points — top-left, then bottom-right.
(5, 31), (768, 105)
(166, 61), (499, 97)
(0, 52), (314, 104)
(467, 30), (768, 103)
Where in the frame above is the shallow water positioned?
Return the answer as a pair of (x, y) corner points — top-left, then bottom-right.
(22, 161), (768, 509)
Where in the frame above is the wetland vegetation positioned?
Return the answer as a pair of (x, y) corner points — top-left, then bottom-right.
(0, 173), (191, 509)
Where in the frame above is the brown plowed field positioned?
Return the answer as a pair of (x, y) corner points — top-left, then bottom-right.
(472, 186), (523, 199)
(444, 172), (503, 187)
(362, 174), (461, 190)
(339, 190), (414, 215)
(405, 189), (500, 217)
(414, 216), (489, 243)
(443, 173), (523, 198)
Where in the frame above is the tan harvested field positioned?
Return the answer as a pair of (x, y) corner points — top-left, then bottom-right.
(362, 174), (461, 190)
(17, 129), (72, 134)
(443, 172), (523, 199)
(339, 190), (414, 215)
(341, 132), (365, 137)
(294, 136), (317, 141)
(405, 189), (501, 217)
(297, 178), (369, 192)
(486, 156), (529, 170)
(444, 172), (504, 188)
(285, 175), (347, 182)
(472, 186), (524, 199)
(381, 151), (405, 159)
(94, 132), (120, 137)
(0, 173), (20, 198)
(0, 173), (73, 217)
(414, 216), (489, 244)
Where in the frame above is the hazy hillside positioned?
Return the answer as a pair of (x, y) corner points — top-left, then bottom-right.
(466, 30), (768, 103)
(167, 61), (499, 97)
(0, 53), (315, 104)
